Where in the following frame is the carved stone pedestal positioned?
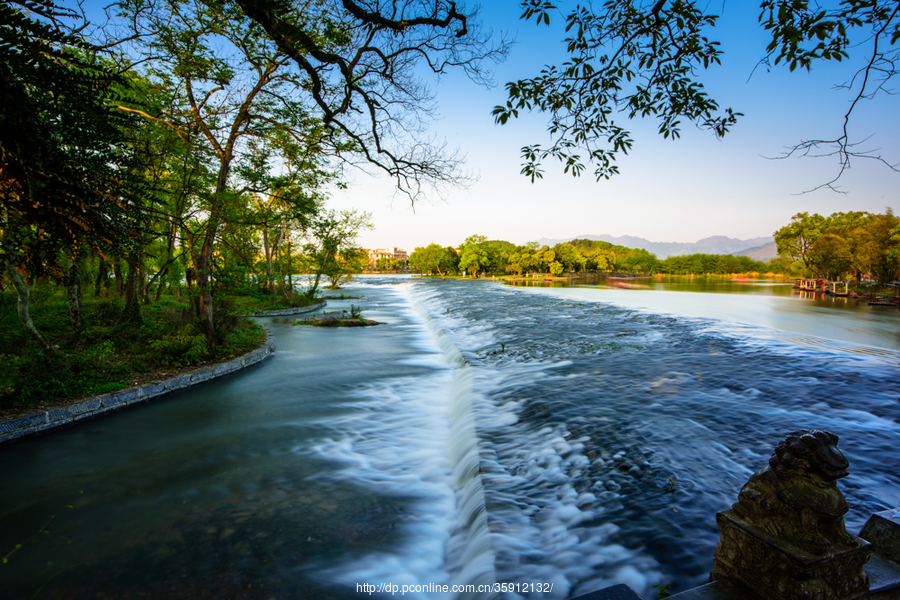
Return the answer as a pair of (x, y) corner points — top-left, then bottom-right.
(713, 510), (872, 600)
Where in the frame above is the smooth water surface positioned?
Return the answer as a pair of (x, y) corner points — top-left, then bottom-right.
(512, 275), (900, 351)
(1, 276), (898, 599)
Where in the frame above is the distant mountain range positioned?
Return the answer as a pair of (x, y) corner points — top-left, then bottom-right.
(531, 234), (777, 260)
(731, 241), (779, 261)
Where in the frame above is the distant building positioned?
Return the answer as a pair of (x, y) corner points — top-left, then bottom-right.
(368, 247), (408, 265)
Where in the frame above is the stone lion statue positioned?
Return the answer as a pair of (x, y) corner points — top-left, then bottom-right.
(732, 429), (860, 555)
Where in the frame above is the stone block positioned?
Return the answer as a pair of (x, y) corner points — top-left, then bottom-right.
(69, 399), (101, 417)
(0, 413), (47, 433)
(860, 509), (900, 564)
(865, 553), (900, 599)
(169, 374), (192, 389)
(141, 382), (166, 398)
(102, 389), (134, 407)
(46, 407), (72, 422)
(713, 509), (871, 600)
(207, 363), (224, 376)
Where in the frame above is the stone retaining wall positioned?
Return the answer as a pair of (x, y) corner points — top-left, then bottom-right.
(0, 332), (276, 445)
(247, 300), (325, 317)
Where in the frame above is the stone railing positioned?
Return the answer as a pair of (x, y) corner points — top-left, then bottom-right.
(0, 331), (275, 445)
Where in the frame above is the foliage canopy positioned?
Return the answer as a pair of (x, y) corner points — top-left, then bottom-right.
(494, 0), (900, 186)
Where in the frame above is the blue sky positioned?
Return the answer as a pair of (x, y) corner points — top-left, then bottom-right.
(330, 1), (900, 251)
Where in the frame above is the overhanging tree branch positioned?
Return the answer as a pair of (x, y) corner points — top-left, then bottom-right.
(234, 0), (508, 201)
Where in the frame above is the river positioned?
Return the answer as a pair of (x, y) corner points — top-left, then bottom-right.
(1, 275), (898, 599)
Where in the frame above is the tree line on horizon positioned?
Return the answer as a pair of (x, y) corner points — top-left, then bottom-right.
(409, 236), (768, 279)
(410, 210), (900, 283)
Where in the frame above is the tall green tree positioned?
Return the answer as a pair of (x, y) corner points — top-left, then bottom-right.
(0, 0), (147, 347)
(410, 243), (457, 279)
(118, 0), (333, 353)
(303, 209), (373, 297)
(775, 212), (827, 271)
(458, 234), (492, 278)
(866, 210), (900, 284)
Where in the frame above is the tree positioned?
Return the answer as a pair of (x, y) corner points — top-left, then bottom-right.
(773, 209), (900, 282)
(585, 246), (616, 272)
(458, 234), (493, 277)
(303, 209), (373, 297)
(866, 209), (900, 284)
(327, 248), (368, 288)
(810, 233), (853, 279)
(235, 141), (326, 297)
(374, 257), (406, 271)
(234, 0), (508, 200)
(117, 0), (333, 353)
(552, 242), (586, 272)
(410, 243), (457, 279)
(1, 1), (147, 347)
(775, 212), (826, 270)
(494, 0), (900, 186)
(549, 261), (565, 276)
(506, 251), (526, 276)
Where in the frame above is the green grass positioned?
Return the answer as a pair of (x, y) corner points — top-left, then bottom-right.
(293, 316), (380, 327)
(0, 289), (266, 412)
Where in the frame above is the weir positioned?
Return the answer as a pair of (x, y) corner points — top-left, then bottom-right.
(400, 284), (498, 594)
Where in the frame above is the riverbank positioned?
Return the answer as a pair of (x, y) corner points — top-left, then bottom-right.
(0, 329), (276, 444)
(0, 290), (324, 414)
(246, 300), (325, 316)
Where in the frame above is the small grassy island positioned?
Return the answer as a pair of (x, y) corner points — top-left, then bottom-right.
(294, 305), (382, 327)
(294, 316), (383, 327)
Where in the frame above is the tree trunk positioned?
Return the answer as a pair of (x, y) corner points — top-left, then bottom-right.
(306, 271), (322, 300)
(139, 262), (152, 304)
(184, 267), (199, 318)
(65, 252), (83, 331)
(286, 238), (293, 301)
(262, 221), (275, 296)
(114, 260), (123, 296)
(153, 219), (179, 301)
(5, 260), (51, 350)
(121, 253), (142, 323)
(95, 257), (109, 297)
(195, 166), (229, 356)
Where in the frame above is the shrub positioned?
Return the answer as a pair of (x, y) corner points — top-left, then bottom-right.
(145, 327), (208, 367)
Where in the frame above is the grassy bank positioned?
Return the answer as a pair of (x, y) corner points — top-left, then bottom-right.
(0, 290), (275, 415)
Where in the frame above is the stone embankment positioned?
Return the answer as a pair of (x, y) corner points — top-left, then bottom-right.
(0, 331), (276, 445)
(246, 300), (325, 317)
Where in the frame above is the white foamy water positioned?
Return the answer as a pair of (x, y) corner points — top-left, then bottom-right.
(406, 284), (667, 599)
(309, 284), (497, 598)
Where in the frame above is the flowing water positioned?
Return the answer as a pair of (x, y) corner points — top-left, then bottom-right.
(1, 276), (898, 599)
